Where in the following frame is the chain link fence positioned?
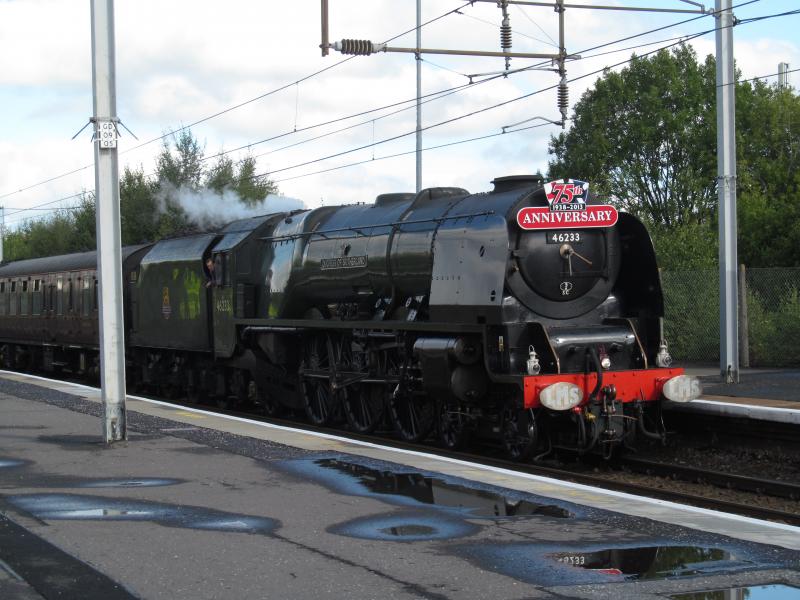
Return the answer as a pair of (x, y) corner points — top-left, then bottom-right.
(661, 268), (800, 367)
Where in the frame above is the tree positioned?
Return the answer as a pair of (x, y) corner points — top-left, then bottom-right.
(156, 129), (205, 189)
(735, 82), (800, 267)
(205, 153), (278, 206)
(234, 155), (278, 206)
(549, 45), (717, 228)
(120, 166), (159, 245)
(4, 128), (282, 261)
(549, 44), (800, 268)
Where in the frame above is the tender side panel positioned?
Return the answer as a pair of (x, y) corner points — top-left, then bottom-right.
(130, 234), (217, 352)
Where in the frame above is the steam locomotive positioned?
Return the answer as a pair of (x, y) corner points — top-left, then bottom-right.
(0, 175), (700, 459)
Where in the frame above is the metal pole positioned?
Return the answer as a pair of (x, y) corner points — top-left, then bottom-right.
(738, 263), (749, 368)
(91, 0), (127, 441)
(715, 0), (738, 383)
(416, 0), (422, 193)
(0, 206), (4, 264)
(320, 0), (329, 56)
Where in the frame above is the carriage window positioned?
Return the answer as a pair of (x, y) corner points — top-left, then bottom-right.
(82, 278), (91, 316)
(56, 279), (64, 315)
(93, 279), (99, 311)
(20, 280), (29, 315)
(9, 281), (17, 316)
(32, 280), (42, 316)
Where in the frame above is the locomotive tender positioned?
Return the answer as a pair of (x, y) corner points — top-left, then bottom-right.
(0, 175), (700, 458)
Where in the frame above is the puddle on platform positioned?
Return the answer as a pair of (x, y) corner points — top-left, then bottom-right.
(329, 511), (479, 542)
(8, 494), (278, 534)
(548, 546), (741, 580)
(77, 478), (180, 488)
(455, 542), (756, 587)
(672, 584), (800, 599)
(314, 458), (571, 518)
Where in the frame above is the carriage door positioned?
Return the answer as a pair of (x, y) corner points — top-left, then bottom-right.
(211, 252), (236, 358)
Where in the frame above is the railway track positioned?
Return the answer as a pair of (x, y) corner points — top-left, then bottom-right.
(170, 397), (800, 527)
(613, 456), (800, 501)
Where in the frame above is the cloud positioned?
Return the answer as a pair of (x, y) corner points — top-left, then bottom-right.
(1, 0), (797, 222)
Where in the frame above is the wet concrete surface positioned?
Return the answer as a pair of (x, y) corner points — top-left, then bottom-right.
(1, 377), (799, 599)
(697, 369), (800, 402)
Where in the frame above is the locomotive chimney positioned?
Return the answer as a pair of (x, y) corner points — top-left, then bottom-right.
(491, 175), (544, 193)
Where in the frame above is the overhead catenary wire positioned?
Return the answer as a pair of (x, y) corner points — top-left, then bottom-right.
(0, 1), (475, 202)
(17, 14), (763, 221)
(6, 0), (789, 221)
(3, 0), (764, 203)
(1, 0), (761, 204)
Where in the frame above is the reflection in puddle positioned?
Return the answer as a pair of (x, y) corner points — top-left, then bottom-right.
(77, 478), (180, 488)
(313, 458), (571, 518)
(672, 584), (800, 600)
(0, 459), (24, 468)
(8, 494), (278, 534)
(330, 512), (479, 542)
(382, 524), (436, 537)
(454, 542), (756, 587)
(548, 546), (739, 580)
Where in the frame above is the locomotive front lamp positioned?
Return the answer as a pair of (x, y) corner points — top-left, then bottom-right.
(539, 382), (583, 411)
(661, 375), (702, 403)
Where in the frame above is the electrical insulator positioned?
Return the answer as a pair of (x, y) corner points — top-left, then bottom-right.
(333, 39), (386, 56)
(558, 75), (569, 123)
(500, 2), (511, 72)
(501, 18), (512, 51)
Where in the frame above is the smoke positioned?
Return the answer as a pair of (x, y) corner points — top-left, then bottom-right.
(157, 184), (306, 230)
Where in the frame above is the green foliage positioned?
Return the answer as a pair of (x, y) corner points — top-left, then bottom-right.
(5, 129), (279, 261)
(234, 156), (278, 206)
(120, 166), (159, 245)
(549, 45), (717, 227)
(735, 83), (800, 267)
(549, 45), (800, 268)
(4, 193), (96, 261)
(204, 153), (277, 207)
(661, 269), (719, 364)
(744, 273), (800, 366)
(649, 220), (717, 270)
(660, 268), (800, 367)
(156, 130), (205, 189)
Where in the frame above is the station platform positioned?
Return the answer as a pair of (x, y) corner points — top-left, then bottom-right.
(1, 371), (799, 600)
(668, 368), (800, 424)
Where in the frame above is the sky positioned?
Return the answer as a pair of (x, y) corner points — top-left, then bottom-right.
(0, 0), (798, 231)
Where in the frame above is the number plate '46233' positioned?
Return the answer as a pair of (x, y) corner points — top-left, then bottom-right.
(546, 231), (582, 244)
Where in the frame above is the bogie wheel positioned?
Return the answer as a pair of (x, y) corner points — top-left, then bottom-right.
(502, 406), (538, 461)
(343, 383), (385, 433)
(438, 401), (470, 450)
(300, 334), (340, 425)
(389, 390), (435, 442)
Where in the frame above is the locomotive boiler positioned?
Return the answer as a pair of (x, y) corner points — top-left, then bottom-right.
(0, 175), (700, 459)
